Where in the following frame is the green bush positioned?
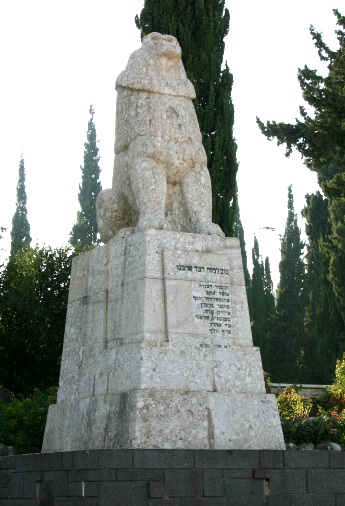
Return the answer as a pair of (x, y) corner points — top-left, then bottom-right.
(317, 353), (345, 413)
(0, 387), (57, 453)
(277, 386), (313, 421)
(281, 412), (345, 446)
(278, 358), (345, 446)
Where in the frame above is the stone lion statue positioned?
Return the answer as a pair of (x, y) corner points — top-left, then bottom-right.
(96, 32), (224, 242)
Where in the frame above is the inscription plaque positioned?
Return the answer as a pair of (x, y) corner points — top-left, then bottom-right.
(193, 282), (232, 336)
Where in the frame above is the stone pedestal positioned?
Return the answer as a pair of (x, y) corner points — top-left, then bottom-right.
(42, 230), (285, 452)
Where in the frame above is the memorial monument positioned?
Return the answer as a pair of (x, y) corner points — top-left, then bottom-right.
(43, 33), (285, 451)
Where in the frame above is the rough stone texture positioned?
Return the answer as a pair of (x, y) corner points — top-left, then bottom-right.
(96, 32), (223, 241)
(1, 450), (345, 505)
(42, 230), (284, 452)
(42, 35), (284, 453)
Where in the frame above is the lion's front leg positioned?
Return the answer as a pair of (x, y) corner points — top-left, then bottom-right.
(128, 154), (167, 232)
(182, 166), (224, 237)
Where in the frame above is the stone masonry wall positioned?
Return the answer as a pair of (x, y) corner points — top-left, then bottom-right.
(1, 449), (345, 505)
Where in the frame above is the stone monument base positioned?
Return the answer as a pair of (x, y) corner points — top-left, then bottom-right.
(42, 230), (285, 452)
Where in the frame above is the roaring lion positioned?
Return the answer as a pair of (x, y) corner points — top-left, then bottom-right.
(96, 32), (224, 242)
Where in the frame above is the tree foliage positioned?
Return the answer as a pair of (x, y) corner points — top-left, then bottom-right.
(302, 192), (345, 383)
(0, 246), (73, 394)
(135, 0), (238, 235)
(70, 105), (102, 249)
(257, 9), (345, 179)
(234, 208), (251, 301)
(249, 236), (275, 371)
(257, 10), (345, 380)
(270, 186), (306, 383)
(10, 157), (31, 255)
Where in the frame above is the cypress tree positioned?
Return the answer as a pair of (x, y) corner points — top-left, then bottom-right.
(257, 10), (345, 324)
(10, 157), (31, 255)
(135, 0), (238, 236)
(270, 185), (306, 383)
(234, 208), (251, 301)
(302, 192), (345, 383)
(70, 105), (102, 249)
(249, 236), (275, 372)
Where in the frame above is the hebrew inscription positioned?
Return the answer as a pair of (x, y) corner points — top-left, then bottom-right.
(193, 282), (232, 336)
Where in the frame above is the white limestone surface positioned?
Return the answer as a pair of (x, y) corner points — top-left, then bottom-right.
(42, 231), (285, 452)
(96, 32), (223, 241)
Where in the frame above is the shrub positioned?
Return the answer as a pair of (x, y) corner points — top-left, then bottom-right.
(281, 412), (345, 446)
(317, 353), (345, 413)
(0, 387), (57, 453)
(278, 359), (345, 447)
(277, 386), (313, 421)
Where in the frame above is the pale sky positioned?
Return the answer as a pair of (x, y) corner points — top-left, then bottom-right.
(0, 1), (340, 288)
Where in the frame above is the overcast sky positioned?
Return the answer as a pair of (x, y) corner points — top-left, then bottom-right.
(0, 1), (340, 287)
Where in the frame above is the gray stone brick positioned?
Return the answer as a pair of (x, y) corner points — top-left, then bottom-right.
(87, 469), (117, 481)
(118, 468), (165, 482)
(224, 478), (266, 505)
(148, 500), (181, 506)
(80, 499), (98, 506)
(84, 481), (98, 497)
(0, 487), (10, 499)
(99, 449), (133, 469)
(99, 482), (148, 506)
(285, 451), (329, 468)
(80, 499), (99, 506)
(260, 450), (284, 469)
(253, 469), (270, 479)
(10, 500), (37, 505)
(67, 481), (82, 497)
(14, 456), (34, 473)
(0, 471), (11, 488)
(1, 457), (15, 470)
(180, 499), (225, 506)
(10, 473), (24, 498)
(330, 452), (345, 468)
(23, 473), (41, 498)
(62, 452), (73, 470)
(36, 480), (54, 505)
(165, 469), (203, 497)
(203, 469), (224, 496)
(269, 469), (306, 494)
(54, 498), (81, 506)
(0, 500), (13, 506)
(195, 450), (259, 469)
(291, 493), (335, 505)
(224, 469), (254, 479)
(73, 451), (99, 470)
(267, 496), (291, 506)
(308, 470), (345, 493)
(52, 471), (68, 497)
(148, 481), (166, 498)
(68, 469), (88, 481)
(33, 453), (63, 472)
(134, 450), (194, 469)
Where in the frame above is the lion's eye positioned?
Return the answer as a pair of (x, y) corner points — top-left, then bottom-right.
(164, 35), (175, 43)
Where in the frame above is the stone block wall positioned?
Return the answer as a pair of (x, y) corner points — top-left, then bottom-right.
(1, 449), (345, 505)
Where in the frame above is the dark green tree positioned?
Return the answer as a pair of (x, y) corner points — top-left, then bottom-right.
(301, 192), (345, 383)
(234, 208), (251, 303)
(135, 0), (238, 236)
(270, 186), (306, 383)
(70, 105), (102, 249)
(257, 10), (345, 324)
(0, 246), (73, 394)
(249, 236), (275, 371)
(0, 227), (6, 270)
(10, 157), (31, 255)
